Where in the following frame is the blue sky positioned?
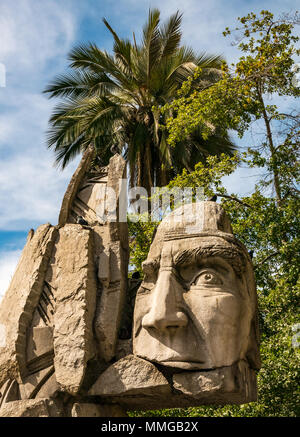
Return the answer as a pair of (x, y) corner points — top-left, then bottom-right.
(0, 0), (298, 297)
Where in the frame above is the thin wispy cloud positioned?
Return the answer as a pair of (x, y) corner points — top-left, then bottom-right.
(0, 249), (22, 298)
(0, 0), (79, 230)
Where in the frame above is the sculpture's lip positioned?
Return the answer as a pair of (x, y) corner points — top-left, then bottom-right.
(159, 360), (205, 368)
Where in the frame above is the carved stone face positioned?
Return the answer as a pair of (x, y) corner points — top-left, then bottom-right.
(133, 203), (259, 371)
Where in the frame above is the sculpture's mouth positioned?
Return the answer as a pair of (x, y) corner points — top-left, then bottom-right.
(159, 360), (206, 370)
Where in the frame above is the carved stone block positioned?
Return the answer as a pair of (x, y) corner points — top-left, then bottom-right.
(89, 355), (170, 397)
(51, 224), (97, 395)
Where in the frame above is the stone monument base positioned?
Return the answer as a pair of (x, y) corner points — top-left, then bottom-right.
(88, 355), (257, 411)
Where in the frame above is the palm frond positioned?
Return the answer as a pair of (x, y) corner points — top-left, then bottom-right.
(45, 8), (235, 187)
(160, 10), (182, 59)
(43, 70), (119, 99)
(142, 9), (162, 82)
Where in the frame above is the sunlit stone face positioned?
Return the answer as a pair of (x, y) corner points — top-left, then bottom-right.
(133, 235), (254, 370)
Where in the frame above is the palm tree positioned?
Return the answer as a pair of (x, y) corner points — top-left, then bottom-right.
(44, 9), (235, 194)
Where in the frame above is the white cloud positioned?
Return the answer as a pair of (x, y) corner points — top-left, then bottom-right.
(0, 153), (79, 230)
(0, 0), (79, 231)
(0, 249), (22, 301)
(0, 0), (75, 73)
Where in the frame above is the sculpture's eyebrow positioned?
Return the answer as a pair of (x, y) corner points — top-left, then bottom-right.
(173, 246), (245, 275)
(173, 249), (196, 266)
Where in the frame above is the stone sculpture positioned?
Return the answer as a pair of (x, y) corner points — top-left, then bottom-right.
(0, 151), (129, 417)
(134, 202), (260, 371)
(0, 154), (260, 417)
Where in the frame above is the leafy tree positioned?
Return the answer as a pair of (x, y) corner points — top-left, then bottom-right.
(44, 9), (235, 194)
(129, 10), (300, 417)
(128, 214), (158, 275)
(165, 10), (300, 203)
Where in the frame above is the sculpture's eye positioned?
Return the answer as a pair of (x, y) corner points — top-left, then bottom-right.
(192, 270), (222, 286)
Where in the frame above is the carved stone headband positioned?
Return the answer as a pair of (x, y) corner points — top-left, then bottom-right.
(163, 230), (237, 242)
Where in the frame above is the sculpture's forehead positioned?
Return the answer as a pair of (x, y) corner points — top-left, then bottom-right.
(148, 236), (235, 262)
(165, 236), (231, 253)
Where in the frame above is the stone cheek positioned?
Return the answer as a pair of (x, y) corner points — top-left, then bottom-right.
(183, 288), (249, 368)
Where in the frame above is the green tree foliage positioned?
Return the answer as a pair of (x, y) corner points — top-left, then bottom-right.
(128, 214), (158, 275)
(164, 10), (300, 203)
(44, 9), (235, 193)
(129, 10), (300, 416)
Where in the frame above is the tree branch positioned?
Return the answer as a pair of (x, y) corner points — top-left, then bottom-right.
(215, 193), (252, 208)
(255, 251), (280, 268)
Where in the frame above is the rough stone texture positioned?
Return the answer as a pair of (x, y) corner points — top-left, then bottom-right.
(0, 154), (130, 417)
(0, 224), (58, 385)
(95, 241), (126, 362)
(51, 224), (97, 395)
(71, 403), (127, 417)
(0, 379), (19, 406)
(70, 168), (109, 226)
(91, 361), (257, 411)
(89, 355), (170, 397)
(58, 147), (94, 226)
(35, 372), (59, 399)
(0, 398), (61, 417)
(19, 366), (55, 399)
(26, 327), (53, 362)
(107, 154), (128, 244)
(59, 153), (129, 364)
(115, 339), (132, 361)
(93, 155), (129, 363)
(173, 361), (257, 404)
(173, 367), (235, 395)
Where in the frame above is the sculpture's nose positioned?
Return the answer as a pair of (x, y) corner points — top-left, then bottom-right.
(142, 268), (188, 331)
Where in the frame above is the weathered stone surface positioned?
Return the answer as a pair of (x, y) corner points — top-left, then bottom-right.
(19, 366), (53, 399)
(89, 355), (170, 397)
(26, 327), (53, 363)
(107, 154), (128, 243)
(173, 361), (257, 404)
(115, 339), (132, 361)
(59, 147), (94, 226)
(95, 241), (126, 362)
(51, 224), (97, 395)
(173, 366), (235, 396)
(0, 379), (19, 406)
(93, 155), (129, 362)
(0, 398), (61, 417)
(0, 154), (131, 416)
(57, 154), (129, 365)
(98, 247), (110, 286)
(71, 403), (127, 417)
(35, 372), (59, 399)
(73, 171), (109, 226)
(0, 224), (58, 385)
